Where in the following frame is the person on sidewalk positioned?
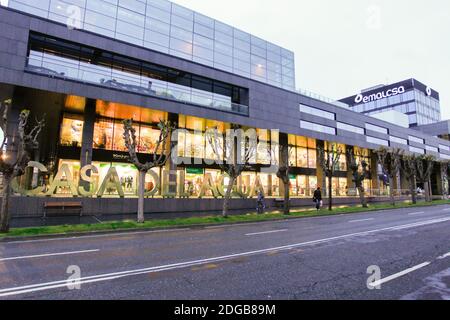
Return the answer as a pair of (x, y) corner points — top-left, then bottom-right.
(313, 187), (322, 211)
(257, 191), (266, 214)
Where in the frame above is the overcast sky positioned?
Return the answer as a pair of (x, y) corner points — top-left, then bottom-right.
(172, 0), (450, 119)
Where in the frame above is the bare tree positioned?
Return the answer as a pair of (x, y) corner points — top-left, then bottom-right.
(276, 144), (294, 215)
(317, 143), (343, 211)
(439, 160), (450, 199)
(402, 154), (418, 204)
(123, 119), (173, 223)
(0, 104), (45, 233)
(347, 148), (370, 208)
(415, 155), (435, 202)
(207, 125), (256, 218)
(375, 147), (403, 206)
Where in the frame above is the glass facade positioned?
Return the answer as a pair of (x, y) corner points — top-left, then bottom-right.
(59, 113), (84, 147)
(287, 135), (317, 169)
(353, 88), (441, 127)
(27, 33), (249, 115)
(324, 142), (347, 172)
(57, 159), (160, 197)
(8, 92), (397, 200)
(8, 0), (296, 91)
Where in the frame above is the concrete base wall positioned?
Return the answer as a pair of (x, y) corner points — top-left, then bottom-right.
(5, 196), (411, 218)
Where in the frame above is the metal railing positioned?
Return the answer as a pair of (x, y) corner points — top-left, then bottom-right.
(25, 58), (249, 116)
(297, 88), (350, 109)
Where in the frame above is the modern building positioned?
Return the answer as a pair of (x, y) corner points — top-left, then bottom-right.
(0, 1), (449, 218)
(413, 120), (450, 142)
(340, 79), (441, 127)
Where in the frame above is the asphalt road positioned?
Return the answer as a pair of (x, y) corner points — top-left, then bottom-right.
(1, 204), (450, 300)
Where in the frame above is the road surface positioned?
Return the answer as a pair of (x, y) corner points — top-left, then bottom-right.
(1, 204), (450, 300)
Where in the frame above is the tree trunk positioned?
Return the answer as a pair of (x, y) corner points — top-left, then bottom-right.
(424, 180), (431, 202)
(137, 170), (146, 223)
(358, 186), (368, 208)
(0, 177), (12, 233)
(410, 176), (417, 204)
(283, 180), (290, 215)
(328, 175), (333, 211)
(389, 176), (395, 206)
(442, 176), (448, 200)
(223, 175), (236, 218)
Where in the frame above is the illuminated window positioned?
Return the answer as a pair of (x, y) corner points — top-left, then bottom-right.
(296, 147), (308, 168)
(308, 149), (317, 168)
(139, 125), (162, 154)
(112, 120), (127, 152)
(59, 114), (84, 147)
(93, 119), (114, 150)
(288, 135), (317, 169)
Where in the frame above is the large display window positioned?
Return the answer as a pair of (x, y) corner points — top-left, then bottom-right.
(178, 115), (230, 160)
(184, 168), (205, 197)
(95, 162), (161, 196)
(353, 146), (372, 173)
(326, 177), (349, 197)
(179, 168), (280, 198)
(139, 125), (162, 154)
(288, 135), (317, 169)
(325, 142), (347, 171)
(53, 160), (161, 197)
(55, 160), (81, 195)
(256, 129), (273, 165)
(289, 175), (317, 197)
(93, 118), (166, 154)
(93, 119), (114, 150)
(59, 114), (84, 148)
(93, 101), (168, 154)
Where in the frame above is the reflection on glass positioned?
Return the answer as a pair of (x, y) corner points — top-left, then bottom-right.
(93, 119), (113, 150)
(139, 126), (161, 154)
(60, 114), (84, 147)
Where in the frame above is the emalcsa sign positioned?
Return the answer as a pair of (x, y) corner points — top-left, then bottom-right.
(354, 86), (406, 104)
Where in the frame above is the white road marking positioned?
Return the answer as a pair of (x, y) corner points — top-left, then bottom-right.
(390, 217), (450, 231)
(408, 211), (425, 216)
(245, 229), (288, 236)
(2, 216), (450, 297)
(349, 218), (374, 223)
(368, 262), (431, 288)
(3, 228), (192, 244)
(437, 252), (450, 260)
(0, 249), (100, 262)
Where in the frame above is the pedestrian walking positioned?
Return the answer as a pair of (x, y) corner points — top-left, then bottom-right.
(313, 187), (322, 211)
(257, 191), (266, 214)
